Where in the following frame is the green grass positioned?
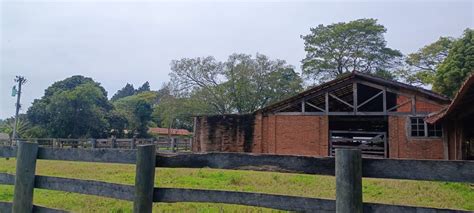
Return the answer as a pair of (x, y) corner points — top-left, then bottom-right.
(0, 158), (472, 212)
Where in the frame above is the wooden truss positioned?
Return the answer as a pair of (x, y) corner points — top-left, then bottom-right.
(273, 79), (441, 116)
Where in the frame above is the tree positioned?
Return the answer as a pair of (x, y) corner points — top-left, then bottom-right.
(113, 91), (157, 137)
(170, 56), (230, 114)
(111, 83), (135, 101)
(107, 110), (128, 138)
(433, 29), (474, 97)
(301, 19), (403, 83)
(403, 37), (454, 85)
(170, 53), (303, 114)
(0, 114), (35, 139)
(136, 81), (151, 93)
(27, 76), (112, 138)
(152, 83), (211, 132)
(133, 99), (153, 137)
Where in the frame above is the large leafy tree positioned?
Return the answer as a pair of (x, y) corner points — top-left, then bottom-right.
(111, 83), (135, 101)
(113, 91), (157, 137)
(27, 76), (112, 138)
(152, 83), (212, 132)
(170, 53), (303, 114)
(301, 18), (403, 83)
(433, 29), (474, 97)
(403, 37), (454, 85)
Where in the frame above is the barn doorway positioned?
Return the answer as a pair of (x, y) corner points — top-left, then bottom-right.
(329, 116), (388, 158)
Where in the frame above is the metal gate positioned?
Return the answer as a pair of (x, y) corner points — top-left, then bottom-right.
(329, 130), (387, 158)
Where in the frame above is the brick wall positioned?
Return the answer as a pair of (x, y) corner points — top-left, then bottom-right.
(415, 99), (444, 113)
(388, 116), (445, 159)
(192, 114), (255, 153)
(194, 113), (329, 157)
(395, 95), (444, 113)
(257, 115), (329, 156)
(194, 107), (446, 159)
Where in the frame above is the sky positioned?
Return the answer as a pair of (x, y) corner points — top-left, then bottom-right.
(0, 0), (473, 119)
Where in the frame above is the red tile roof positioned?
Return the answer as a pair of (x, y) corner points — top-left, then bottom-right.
(148, 127), (192, 136)
(426, 73), (474, 124)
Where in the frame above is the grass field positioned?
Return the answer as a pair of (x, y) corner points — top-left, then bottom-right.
(0, 158), (473, 212)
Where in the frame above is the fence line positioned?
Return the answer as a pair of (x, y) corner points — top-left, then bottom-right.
(0, 143), (473, 212)
(2, 137), (192, 153)
(1, 146), (473, 183)
(0, 173), (468, 213)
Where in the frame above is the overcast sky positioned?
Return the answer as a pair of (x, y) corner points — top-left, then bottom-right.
(0, 0), (472, 119)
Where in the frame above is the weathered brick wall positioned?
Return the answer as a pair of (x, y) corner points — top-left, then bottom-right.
(192, 114), (256, 153)
(194, 113), (329, 156)
(388, 116), (445, 159)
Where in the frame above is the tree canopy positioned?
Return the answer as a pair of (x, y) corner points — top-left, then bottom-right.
(433, 29), (474, 97)
(111, 83), (135, 101)
(136, 81), (151, 93)
(170, 53), (303, 114)
(27, 76), (112, 138)
(403, 37), (454, 85)
(301, 18), (403, 83)
(113, 91), (157, 137)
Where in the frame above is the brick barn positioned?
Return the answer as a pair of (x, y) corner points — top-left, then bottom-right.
(193, 71), (452, 159)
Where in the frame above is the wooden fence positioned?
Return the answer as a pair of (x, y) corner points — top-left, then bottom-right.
(2, 137), (192, 153)
(0, 142), (473, 212)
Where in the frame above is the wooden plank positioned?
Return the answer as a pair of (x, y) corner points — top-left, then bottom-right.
(353, 82), (357, 113)
(330, 130), (386, 135)
(356, 91), (383, 109)
(0, 173), (471, 212)
(0, 173), (15, 184)
(0, 146), (16, 157)
(36, 175), (134, 201)
(329, 93), (354, 108)
(305, 101), (325, 112)
(154, 188), (471, 213)
(37, 147), (136, 164)
(1, 147), (473, 183)
(382, 89), (387, 114)
(325, 92), (329, 112)
(362, 158), (474, 183)
(336, 149), (362, 213)
(134, 145), (156, 212)
(13, 141), (38, 213)
(156, 153), (336, 176)
(0, 201), (67, 213)
(153, 188), (335, 212)
(364, 202), (471, 213)
(0, 173), (134, 201)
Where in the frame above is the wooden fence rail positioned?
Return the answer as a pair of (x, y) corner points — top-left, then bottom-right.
(1, 146), (472, 183)
(0, 143), (473, 212)
(2, 137), (192, 153)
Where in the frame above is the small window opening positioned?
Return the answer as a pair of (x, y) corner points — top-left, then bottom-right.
(410, 117), (442, 137)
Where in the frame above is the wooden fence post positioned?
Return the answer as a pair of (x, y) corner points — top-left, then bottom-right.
(133, 144), (156, 213)
(91, 138), (97, 149)
(12, 141), (38, 213)
(171, 138), (176, 153)
(336, 148), (362, 213)
(131, 137), (136, 149)
(112, 137), (117, 148)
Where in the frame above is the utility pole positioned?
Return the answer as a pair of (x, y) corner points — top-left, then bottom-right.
(12, 76), (27, 142)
